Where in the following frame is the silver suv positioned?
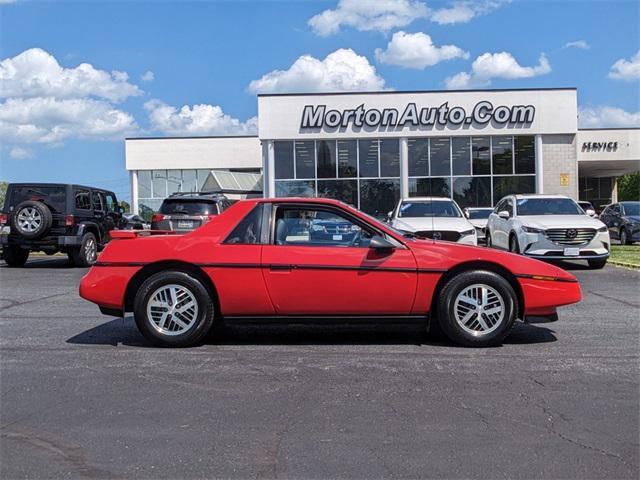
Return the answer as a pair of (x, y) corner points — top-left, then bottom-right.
(151, 193), (233, 233)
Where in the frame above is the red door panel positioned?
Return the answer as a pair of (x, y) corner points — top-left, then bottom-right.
(261, 245), (418, 315)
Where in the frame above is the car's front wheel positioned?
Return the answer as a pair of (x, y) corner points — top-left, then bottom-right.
(133, 271), (215, 347)
(437, 270), (517, 347)
(509, 234), (520, 254)
(620, 228), (630, 245)
(485, 231), (493, 248)
(2, 246), (29, 267)
(70, 232), (98, 267)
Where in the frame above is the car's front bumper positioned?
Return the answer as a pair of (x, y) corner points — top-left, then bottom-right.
(517, 230), (610, 261)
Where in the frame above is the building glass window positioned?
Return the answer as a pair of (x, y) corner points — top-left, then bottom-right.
(274, 141), (294, 179)
(380, 139), (400, 177)
(137, 170), (152, 198)
(359, 179), (400, 218)
(182, 170), (197, 193)
(472, 137), (491, 175)
(492, 136), (513, 174)
(514, 136), (535, 174)
(452, 177), (491, 208)
(197, 169), (211, 190)
(337, 140), (357, 178)
(493, 175), (535, 202)
(451, 137), (471, 176)
(317, 140), (336, 178)
(152, 170), (168, 198)
(275, 180), (316, 198)
(408, 138), (429, 176)
(430, 137), (451, 176)
(409, 177), (451, 198)
(167, 170), (182, 194)
(295, 140), (315, 179)
(358, 139), (379, 177)
(317, 180), (358, 207)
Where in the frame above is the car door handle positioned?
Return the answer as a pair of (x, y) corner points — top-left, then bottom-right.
(269, 264), (292, 272)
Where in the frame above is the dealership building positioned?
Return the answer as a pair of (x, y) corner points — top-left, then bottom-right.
(126, 88), (639, 217)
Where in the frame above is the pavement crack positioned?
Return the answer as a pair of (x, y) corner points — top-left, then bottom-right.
(0, 291), (72, 311)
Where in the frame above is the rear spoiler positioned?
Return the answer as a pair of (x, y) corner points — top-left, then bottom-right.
(110, 230), (178, 239)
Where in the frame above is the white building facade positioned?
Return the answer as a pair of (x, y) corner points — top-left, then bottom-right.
(126, 88), (639, 216)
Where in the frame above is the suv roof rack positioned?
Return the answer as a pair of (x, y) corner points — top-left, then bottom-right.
(166, 191), (226, 198)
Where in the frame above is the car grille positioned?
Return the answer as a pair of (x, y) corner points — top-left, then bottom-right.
(544, 228), (596, 246)
(414, 230), (461, 242)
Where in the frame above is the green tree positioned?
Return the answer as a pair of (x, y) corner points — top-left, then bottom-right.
(119, 200), (130, 213)
(0, 181), (8, 209)
(618, 172), (640, 201)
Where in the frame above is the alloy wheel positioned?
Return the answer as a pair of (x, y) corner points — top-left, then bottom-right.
(453, 283), (505, 336)
(85, 237), (97, 263)
(146, 284), (199, 336)
(17, 207), (42, 233)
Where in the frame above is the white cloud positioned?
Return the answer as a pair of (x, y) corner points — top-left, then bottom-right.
(0, 97), (138, 144)
(0, 0), (18, 4)
(430, 0), (510, 25)
(578, 106), (640, 128)
(564, 40), (590, 50)
(144, 100), (257, 136)
(375, 31), (468, 69)
(141, 70), (155, 82)
(248, 48), (387, 94)
(608, 50), (640, 81)
(0, 48), (142, 102)
(445, 51), (551, 89)
(308, 0), (428, 36)
(9, 146), (33, 160)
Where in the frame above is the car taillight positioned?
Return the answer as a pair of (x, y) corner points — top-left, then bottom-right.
(0, 213), (7, 225)
(152, 214), (168, 223)
(65, 214), (75, 226)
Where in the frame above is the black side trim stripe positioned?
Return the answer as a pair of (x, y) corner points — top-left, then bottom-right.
(515, 273), (578, 283)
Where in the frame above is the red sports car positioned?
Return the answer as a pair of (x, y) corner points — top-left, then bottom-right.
(79, 198), (581, 348)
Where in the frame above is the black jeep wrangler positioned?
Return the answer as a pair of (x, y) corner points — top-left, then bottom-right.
(0, 183), (122, 267)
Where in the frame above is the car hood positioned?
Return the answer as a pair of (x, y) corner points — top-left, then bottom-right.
(467, 218), (488, 229)
(518, 215), (605, 230)
(392, 217), (473, 232)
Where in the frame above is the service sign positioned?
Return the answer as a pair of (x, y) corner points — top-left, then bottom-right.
(258, 89), (578, 139)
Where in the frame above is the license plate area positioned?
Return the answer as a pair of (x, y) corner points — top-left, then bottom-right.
(564, 247), (580, 256)
(177, 221), (194, 229)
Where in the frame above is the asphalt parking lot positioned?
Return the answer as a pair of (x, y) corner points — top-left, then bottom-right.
(0, 257), (638, 479)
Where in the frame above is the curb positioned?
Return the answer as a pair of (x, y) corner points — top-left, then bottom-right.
(608, 260), (640, 270)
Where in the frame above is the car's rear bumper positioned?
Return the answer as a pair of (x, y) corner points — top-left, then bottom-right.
(1, 233), (83, 248)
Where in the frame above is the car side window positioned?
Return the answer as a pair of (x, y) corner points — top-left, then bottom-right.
(92, 191), (104, 211)
(224, 204), (264, 245)
(611, 204), (620, 215)
(75, 189), (91, 210)
(273, 207), (373, 248)
(505, 199), (514, 217)
(494, 199), (504, 213)
(104, 192), (117, 212)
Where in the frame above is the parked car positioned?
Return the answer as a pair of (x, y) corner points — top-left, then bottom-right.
(120, 213), (149, 230)
(486, 194), (610, 269)
(79, 197), (582, 348)
(463, 207), (494, 244)
(599, 201), (640, 244)
(0, 183), (122, 267)
(577, 201), (597, 217)
(388, 197), (477, 245)
(151, 192), (233, 233)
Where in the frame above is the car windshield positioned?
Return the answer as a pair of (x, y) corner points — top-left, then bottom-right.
(159, 200), (217, 215)
(466, 209), (492, 219)
(398, 200), (461, 218)
(621, 202), (640, 216)
(9, 186), (66, 212)
(516, 198), (583, 216)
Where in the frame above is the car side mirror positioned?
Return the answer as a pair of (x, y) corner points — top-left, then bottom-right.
(386, 211), (393, 223)
(586, 209), (596, 217)
(369, 235), (395, 252)
(498, 210), (510, 219)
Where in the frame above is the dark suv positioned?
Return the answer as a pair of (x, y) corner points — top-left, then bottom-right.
(151, 193), (233, 232)
(0, 183), (122, 267)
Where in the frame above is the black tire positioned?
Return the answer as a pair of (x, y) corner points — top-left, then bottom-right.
(133, 271), (215, 347)
(485, 231), (493, 248)
(620, 228), (630, 245)
(10, 200), (53, 239)
(437, 270), (517, 347)
(588, 258), (607, 269)
(509, 234), (520, 254)
(70, 232), (98, 267)
(2, 246), (29, 267)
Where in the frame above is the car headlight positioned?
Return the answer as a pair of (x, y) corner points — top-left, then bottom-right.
(522, 226), (543, 234)
(460, 229), (475, 237)
(597, 226), (608, 232)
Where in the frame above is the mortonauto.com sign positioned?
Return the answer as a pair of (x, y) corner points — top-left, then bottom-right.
(301, 101), (535, 129)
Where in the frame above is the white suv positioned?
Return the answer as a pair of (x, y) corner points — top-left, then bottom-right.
(486, 194), (610, 269)
(389, 197), (477, 245)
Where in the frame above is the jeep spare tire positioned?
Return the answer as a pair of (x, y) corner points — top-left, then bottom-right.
(10, 200), (53, 239)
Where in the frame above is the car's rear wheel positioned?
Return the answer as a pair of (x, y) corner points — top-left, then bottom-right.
(70, 232), (98, 267)
(437, 270), (517, 347)
(485, 231), (493, 248)
(588, 258), (607, 269)
(2, 246), (29, 267)
(509, 234), (520, 254)
(133, 271), (215, 347)
(620, 228), (630, 245)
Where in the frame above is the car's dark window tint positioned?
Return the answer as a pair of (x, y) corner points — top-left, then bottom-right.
(75, 189), (91, 210)
(224, 204), (263, 245)
(104, 193), (117, 212)
(10, 186), (66, 212)
(621, 203), (639, 216)
(505, 199), (514, 216)
(274, 207), (373, 248)
(92, 191), (104, 211)
(516, 198), (582, 216)
(159, 200), (216, 215)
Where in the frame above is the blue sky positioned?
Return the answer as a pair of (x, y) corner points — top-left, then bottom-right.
(1, 0), (639, 202)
